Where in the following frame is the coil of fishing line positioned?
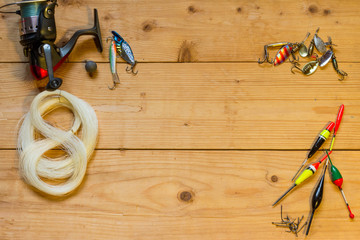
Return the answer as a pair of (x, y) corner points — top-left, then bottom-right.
(17, 90), (98, 196)
(0, 0), (48, 14)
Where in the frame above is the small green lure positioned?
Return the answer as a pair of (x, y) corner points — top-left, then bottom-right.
(108, 39), (120, 90)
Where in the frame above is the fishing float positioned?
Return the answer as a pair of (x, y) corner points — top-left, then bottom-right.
(292, 122), (335, 181)
(306, 157), (329, 236)
(325, 150), (354, 219)
(330, 104), (344, 151)
(272, 151), (332, 206)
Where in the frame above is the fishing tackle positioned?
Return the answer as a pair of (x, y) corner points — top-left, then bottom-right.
(305, 158), (328, 236)
(292, 122), (335, 180)
(318, 50), (333, 67)
(0, 0), (103, 90)
(272, 206), (307, 237)
(111, 31), (138, 75)
(291, 61), (319, 76)
(298, 42), (309, 58)
(306, 28), (330, 57)
(291, 48), (333, 76)
(310, 28), (334, 54)
(272, 151), (331, 206)
(258, 32), (310, 65)
(328, 37), (348, 81)
(85, 60), (97, 76)
(326, 151), (355, 219)
(313, 28), (331, 54)
(330, 104), (344, 151)
(307, 36), (315, 57)
(331, 53), (348, 81)
(291, 49), (332, 76)
(107, 38), (120, 90)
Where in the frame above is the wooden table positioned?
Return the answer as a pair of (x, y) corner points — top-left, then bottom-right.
(1, 0), (359, 239)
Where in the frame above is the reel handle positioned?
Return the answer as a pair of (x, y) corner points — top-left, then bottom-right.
(43, 44), (62, 90)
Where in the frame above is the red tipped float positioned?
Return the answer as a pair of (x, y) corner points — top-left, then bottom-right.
(326, 122), (335, 132)
(326, 150), (354, 219)
(330, 104), (344, 151)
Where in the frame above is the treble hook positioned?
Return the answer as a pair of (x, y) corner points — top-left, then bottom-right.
(291, 62), (302, 74)
(337, 70), (348, 81)
(126, 61), (138, 75)
(258, 57), (267, 64)
(258, 47), (271, 64)
(288, 55), (299, 63)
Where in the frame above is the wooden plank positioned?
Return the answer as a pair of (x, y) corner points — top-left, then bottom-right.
(0, 62), (359, 149)
(1, 150), (359, 239)
(0, 0), (359, 62)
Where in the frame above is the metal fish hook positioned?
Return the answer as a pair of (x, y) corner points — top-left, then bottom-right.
(288, 55), (299, 63)
(108, 81), (117, 90)
(106, 37), (113, 43)
(328, 37), (348, 81)
(126, 61), (138, 75)
(337, 69), (348, 81)
(291, 62), (302, 74)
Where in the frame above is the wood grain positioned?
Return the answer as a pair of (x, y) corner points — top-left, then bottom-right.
(1, 150), (359, 240)
(0, 62), (358, 149)
(1, 0), (360, 239)
(0, 0), (358, 62)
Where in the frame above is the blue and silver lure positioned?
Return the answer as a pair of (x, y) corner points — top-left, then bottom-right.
(111, 31), (138, 75)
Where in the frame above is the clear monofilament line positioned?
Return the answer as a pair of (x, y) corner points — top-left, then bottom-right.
(18, 90), (98, 196)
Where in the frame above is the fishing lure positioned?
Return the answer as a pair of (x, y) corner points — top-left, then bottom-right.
(291, 61), (319, 76)
(258, 33), (310, 65)
(292, 122), (335, 181)
(107, 38), (120, 90)
(328, 37), (348, 81)
(326, 151), (354, 219)
(111, 31), (138, 75)
(307, 28), (332, 56)
(318, 50), (333, 67)
(308, 31), (347, 80)
(313, 28), (330, 54)
(291, 48), (333, 76)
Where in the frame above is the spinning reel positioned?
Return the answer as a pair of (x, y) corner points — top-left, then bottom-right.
(0, 0), (103, 90)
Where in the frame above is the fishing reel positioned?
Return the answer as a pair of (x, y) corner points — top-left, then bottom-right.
(0, 0), (103, 90)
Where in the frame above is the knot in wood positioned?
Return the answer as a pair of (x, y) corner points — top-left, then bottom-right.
(271, 175), (278, 182)
(179, 191), (193, 202)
